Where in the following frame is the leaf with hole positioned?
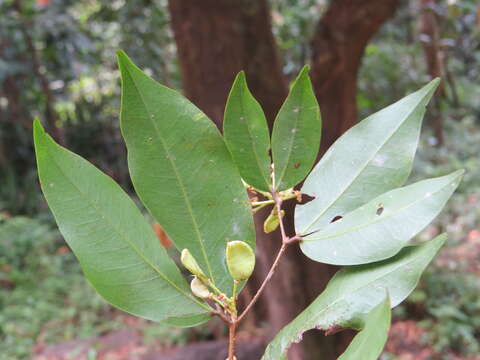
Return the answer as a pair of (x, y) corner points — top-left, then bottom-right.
(117, 51), (255, 295)
(300, 170), (462, 265)
(261, 234), (446, 360)
(224, 71), (272, 191)
(271, 66), (321, 191)
(296, 79), (440, 234)
(34, 120), (210, 323)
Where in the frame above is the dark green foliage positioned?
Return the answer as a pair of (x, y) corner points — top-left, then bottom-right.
(0, 0), (176, 215)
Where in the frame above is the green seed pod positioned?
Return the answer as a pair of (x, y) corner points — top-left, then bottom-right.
(226, 241), (255, 281)
(263, 209), (285, 233)
(190, 276), (211, 298)
(181, 249), (207, 281)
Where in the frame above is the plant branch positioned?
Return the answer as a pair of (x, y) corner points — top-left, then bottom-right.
(232, 280), (238, 311)
(274, 192), (288, 242)
(211, 305), (231, 324)
(251, 189), (298, 214)
(237, 239), (287, 322)
(227, 187), (303, 359)
(228, 321), (237, 360)
(251, 200), (275, 206)
(237, 190), (297, 322)
(251, 202), (272, 214)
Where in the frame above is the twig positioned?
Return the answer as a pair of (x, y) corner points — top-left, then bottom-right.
(228, 321), (237, 360)
(237, 190), (298, 322)
(226, 186), (304, 358)
(251, 202), (272, 214)
(251, 200), (275, 206)
(273, 192), (287, 243)
(211, 305), (231, 324)
(237, 240), (288, 322)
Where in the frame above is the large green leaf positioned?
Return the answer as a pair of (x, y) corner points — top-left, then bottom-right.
(338, 296), (391, 360)
(296, 79), (440, 234)
(162, 313), (212, 328)
(261, 234), (446, 360)
(300, 170), (462, 265)
(271, 66), (321, 191)
(117, 51), (255, 294)
(33, 120), (210, 323)
(223, 71), (272, 191)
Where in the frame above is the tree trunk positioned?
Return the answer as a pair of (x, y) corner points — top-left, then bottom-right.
(12, 0), (64, 144)
(168, 0), (286, 129)
(311, 0), (401, 153)
(418, 0), (445, 145)
(169, 1), (399, 359)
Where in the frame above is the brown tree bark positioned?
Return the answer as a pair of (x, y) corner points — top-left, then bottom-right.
(12, 0), (65, 144)
(168, 0), (287, 129)
(169, 1), (399, 359)
(418, 0), (445, 144)
(311, 0), (401, 153)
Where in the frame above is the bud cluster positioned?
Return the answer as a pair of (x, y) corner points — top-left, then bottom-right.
(181, 241), (255, 317)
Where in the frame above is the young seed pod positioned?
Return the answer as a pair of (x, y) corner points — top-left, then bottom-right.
(181, 249), (207, 282)
(263, 208), (285, 233)
(226, 241), (255, 281)
(190, 276), (211, 298)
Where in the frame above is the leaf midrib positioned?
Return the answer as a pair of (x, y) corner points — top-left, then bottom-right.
(43, 141), (209, 311)
(273, 83), (306, 190)
(304, 175), (454, 242)
(123, 68), (214, 283)
(237, 87), (271, 190)
(301, 97), (427, 234)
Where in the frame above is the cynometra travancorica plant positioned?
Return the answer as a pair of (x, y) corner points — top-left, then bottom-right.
(34, 50), (463, 360)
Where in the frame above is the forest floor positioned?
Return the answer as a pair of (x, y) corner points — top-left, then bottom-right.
(32, 318), (480, 360)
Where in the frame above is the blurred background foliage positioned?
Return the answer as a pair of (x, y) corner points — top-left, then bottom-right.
(0, 0), (479, 359)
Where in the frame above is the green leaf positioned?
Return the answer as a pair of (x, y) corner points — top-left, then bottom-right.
(117, 51), (255, 295)
(300, 170), (463, 265)
(33, 120), (210, 323)
(271, 66), (321, 191)
(296, 79), (440, 234)
(261, 234), (446, 360)
(223, 71), (272, 191)
(162, 313), (212, 328)
(338, 296), (391, 360)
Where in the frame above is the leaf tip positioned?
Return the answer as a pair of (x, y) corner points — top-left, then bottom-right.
(423, 77), (441, 95)
(33, 118), (48, 148)
(236, 70), (246, 79)
(116, 50), (137, 76)
(430, 77), (441, 87)
(455, 168), (466, 177)
(116, 49), (129, 64)
(232, 70), (248, 90)
(300, 64), (310, 74)
(431, 232), (448, 249)
(33, 117), (44, 135)
(449, 169), (465, 189)
(295, 65), (311, 83)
